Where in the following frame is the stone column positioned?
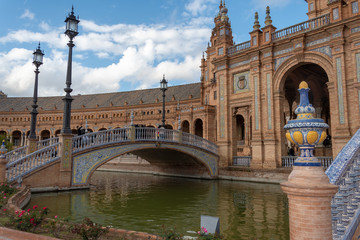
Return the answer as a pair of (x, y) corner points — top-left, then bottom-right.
(0, 141), (8, 182)
(58, 133), (73, 188)
(281, 167), (338, 239)
(281, 81), (338, 240)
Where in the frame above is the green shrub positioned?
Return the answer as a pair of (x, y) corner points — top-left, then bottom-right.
(7, 205), (48, 232)
(71, 217), (108, 240)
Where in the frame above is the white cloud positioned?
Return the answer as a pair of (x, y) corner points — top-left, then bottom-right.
(20, 9), (34, 20)
(0, 1), (216, 97)
(185, 0), (218, 16)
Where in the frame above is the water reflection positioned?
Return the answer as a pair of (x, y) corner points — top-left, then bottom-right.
(28, 172), (289, 239)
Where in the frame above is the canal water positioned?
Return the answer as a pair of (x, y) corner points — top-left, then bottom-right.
(28, 171), (289, 239)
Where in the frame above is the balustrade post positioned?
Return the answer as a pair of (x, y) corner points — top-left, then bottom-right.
(58, 133), (73, 188)
(129, 126), (136, 142)
(27, 138), (38, 155)
(0, 141), (8, 183)
(281, 82), (338, 239)
(177, 130), (182, 144)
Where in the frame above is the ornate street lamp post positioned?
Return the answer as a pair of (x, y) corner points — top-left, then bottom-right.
(62, 6), (79, 134)
(160, 75), (168, 128)
(29, 43), (44, 140)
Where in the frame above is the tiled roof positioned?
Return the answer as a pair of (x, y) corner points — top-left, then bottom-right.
(0, 83), (201, 112)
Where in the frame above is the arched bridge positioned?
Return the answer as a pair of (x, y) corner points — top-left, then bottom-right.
(4, 127), (219, 187)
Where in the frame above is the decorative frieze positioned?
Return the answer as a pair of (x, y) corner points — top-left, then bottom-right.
(274, 55), (292, 70)
(332, 32), (342, 38)
(274, 47), (293, 56)
(229, 59), (250, 68)
(310, 46), (332, 57)
(351, 26), (360, 33)
(306, 37), (330, 47)
(264, 52), (272, 58)
(217, 65), (226, 70)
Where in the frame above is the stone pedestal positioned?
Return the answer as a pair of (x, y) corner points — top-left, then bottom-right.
(250, 139), (263, 168)
(281, 166), (338, 240)
(58, 133), (73, 188)
(0, 156), (7, 183)
(27, 138), (38, 154)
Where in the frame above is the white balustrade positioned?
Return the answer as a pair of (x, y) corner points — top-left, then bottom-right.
(6, 142), (60, 183)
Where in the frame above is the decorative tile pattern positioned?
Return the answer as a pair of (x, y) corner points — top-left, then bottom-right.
(351, 26), (360, 33)
(356, 53), (360, 82)
(306, 37), (331, 47)
(72, 143), (219, 185)
(254, 76), (259, 130)
(233, 71), (250, 93)
(310, 46), (332, 57)
(274, 47), (293, 56)
(63, 138), (71, 169)
(336, 57), (345, 124)
(264, 52), (272, 58)
(274, 55), (292, 70)
(332, 32), (342, 38)
(217, 65), (225, 70)
(219, 75), (225, 138)
(325, 129), (360, 239)
(229, 59), (250, 68)
(267, 73), (272, 129)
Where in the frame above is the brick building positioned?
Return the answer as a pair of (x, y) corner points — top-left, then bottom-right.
(1, 0), (360, 169)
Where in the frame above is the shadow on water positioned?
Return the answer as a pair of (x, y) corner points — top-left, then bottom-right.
(27, 171), (289, 239)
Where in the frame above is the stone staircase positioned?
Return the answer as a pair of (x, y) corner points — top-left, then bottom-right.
(326, 129), (360, 239)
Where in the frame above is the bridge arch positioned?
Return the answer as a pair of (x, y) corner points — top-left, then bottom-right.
(72, 142), (218, 186)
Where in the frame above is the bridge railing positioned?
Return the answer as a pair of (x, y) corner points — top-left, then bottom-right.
(6, 142), (60, 183)
(37, 137), (59, 149)
(73, 128), (130, 153)
(4, 145), (28, 164)
(181, 131), (218, 154)
(282, 156), (333, 169)
(325, 129), (360, 240)
(72, 127), (218, 155)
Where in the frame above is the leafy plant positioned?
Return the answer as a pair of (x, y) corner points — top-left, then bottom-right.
(197, 227), (222, 240)
(0, 183), (17, 208)
(71, 217), (108, 240)
(158, 225), (182, 240)
(0, 135), (13, 151)
(43, 215), (70, 238)
(7, 205), (48, 232)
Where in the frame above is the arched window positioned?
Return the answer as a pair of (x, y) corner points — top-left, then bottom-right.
(194, 119), (203, 137)
(182, 120), (190, 133)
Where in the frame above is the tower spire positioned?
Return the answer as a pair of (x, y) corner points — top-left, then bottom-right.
(253, 12), (260, 30)
(219, 0), (223, 10)
(265, 6), (272, 26)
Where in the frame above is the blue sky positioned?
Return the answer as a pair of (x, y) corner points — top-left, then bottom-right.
(0, 0), (307, 97)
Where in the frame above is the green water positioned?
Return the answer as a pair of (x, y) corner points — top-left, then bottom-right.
(28, 171), (289, 239)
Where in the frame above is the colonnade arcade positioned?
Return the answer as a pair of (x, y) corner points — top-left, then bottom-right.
(0, 117), (205, 148)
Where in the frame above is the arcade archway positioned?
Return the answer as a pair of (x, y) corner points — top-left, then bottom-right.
(280, 63), (331, 157)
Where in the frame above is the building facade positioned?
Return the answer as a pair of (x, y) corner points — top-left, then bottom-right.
(200, 0), (360, 168)
(1, 0), (360, 169)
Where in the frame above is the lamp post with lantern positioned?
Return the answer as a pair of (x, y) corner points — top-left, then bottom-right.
(29, 43), (44, 140)
(62, 6), (79, 134)
(160, 75), (168, 128)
